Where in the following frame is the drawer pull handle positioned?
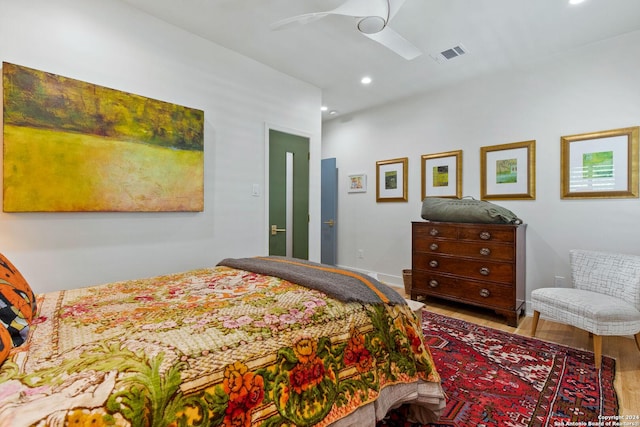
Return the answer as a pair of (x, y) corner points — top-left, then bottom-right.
(479, 247), (491, 256)
(429, 279), (439, 288)
(479, 231), (491, 240)
(430, 243), (439, 251)
(429, 228), (439, 236)
(479, 267), (490, 276)
(479, 288), (491, 298)
(429, 260), (439, 268)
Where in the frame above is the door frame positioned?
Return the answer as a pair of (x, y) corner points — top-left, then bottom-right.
(263, 122), (314, 256)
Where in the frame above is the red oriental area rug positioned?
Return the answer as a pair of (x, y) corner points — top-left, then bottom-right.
(378, 310), (618, 427)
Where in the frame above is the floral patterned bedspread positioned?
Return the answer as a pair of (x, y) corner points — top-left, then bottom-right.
(0, 266), (444, 427)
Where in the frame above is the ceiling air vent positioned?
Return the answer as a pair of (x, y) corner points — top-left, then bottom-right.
(430, 44), (468, 63)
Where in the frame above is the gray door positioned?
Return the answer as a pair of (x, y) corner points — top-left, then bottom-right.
(321, 158), (337, 265)
(268, 129), (309, 259)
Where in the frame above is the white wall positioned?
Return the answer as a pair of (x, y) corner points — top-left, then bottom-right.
(0, 0), (322, 293)
(322, 30), (640, 311)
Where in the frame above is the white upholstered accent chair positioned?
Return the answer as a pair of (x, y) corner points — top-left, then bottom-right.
(531, 249), (640, 369)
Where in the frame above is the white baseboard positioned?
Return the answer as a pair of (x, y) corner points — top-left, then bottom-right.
(337, 264), (405, 290)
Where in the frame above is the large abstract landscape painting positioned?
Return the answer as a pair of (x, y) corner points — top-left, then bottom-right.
(2, 62), (204, 212)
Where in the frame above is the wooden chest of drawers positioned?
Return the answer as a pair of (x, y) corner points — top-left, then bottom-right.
(411, 221), (526, 327)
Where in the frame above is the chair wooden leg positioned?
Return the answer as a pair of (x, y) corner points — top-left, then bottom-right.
(531, 310), (540, 337)
(593, 334), (602, 370)
(635, 333), (640, 353)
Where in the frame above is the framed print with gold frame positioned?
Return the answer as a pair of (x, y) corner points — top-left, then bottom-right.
(480, 140), (536, 200)
(561, 126), (638, 199)
(376, 157), (408, 202)
(421, 150), (462, 200)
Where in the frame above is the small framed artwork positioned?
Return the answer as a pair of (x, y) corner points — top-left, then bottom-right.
(376, 157), (408, 202)
(561, 126), (639, 199)
(421, 150), (462, 200)
(480, 140), (536, 200)
(348, 173), (367, 193)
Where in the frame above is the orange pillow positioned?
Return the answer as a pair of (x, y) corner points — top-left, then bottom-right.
(0, 253), (36, 312)
(0, 326), (12, 365)
(0, 253), (36, 349)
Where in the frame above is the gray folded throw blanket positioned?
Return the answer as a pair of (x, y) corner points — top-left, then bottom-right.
(217, 256), (406, 305)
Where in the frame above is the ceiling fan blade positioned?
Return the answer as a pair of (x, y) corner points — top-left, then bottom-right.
(270, 12), (330, 30)
(271, 0), (388, 31)
(388, 0), (407, 20)
(362, 26), (422, 60)
(330, 0), (387, 19)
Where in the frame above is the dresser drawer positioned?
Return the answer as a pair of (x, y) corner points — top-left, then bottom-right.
(412, 221), (516, 244)
(413, 239), (514, 261)
(412, 271), (514, 309)
(412, 222), (459, 240)
(413, 253), (514, 284)
(457, 226), (515, 244)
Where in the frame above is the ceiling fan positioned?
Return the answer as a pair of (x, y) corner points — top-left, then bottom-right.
(270, 0), (422, 60)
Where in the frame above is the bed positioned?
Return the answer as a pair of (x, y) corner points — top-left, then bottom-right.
(0, 254), (445, 427)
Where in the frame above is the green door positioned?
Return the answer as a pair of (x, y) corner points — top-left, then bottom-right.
(269, 129), (309, 259)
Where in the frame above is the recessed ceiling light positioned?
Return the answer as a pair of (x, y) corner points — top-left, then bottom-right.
(321, 106), (328, 112)
(329, 110), (339, 115)
(361, 76), (372, 85)
(569, 0), (585, 4)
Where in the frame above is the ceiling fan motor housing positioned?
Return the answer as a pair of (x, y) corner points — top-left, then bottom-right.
(357, 16), (386, 34)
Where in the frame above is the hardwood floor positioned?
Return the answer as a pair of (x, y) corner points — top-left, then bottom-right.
(413, 297), (640, 417)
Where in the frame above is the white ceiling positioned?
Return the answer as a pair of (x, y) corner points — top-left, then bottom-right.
(119, 0), (640, 121)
